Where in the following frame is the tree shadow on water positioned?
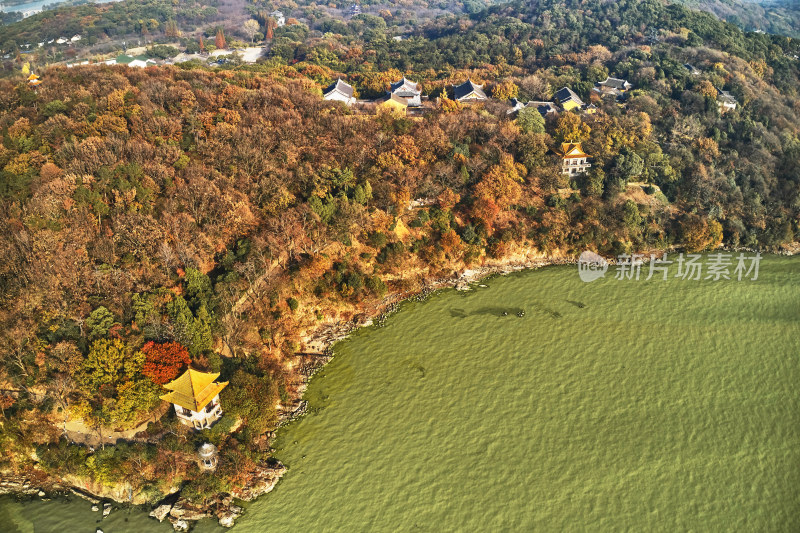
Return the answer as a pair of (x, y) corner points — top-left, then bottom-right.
(449, 306), (527, 318)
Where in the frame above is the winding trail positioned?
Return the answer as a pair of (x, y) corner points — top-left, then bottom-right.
(61, 404), (168, 447)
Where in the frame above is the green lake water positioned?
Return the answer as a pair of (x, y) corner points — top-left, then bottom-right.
(4, 255), (800, 532)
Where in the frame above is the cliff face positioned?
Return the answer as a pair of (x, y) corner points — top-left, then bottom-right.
(60, 474), (155, 505)
(2, 458), (286, 529)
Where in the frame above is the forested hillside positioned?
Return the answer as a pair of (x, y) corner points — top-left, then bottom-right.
(0, 0), (798, 509)
(675, 0), (800, 38)
(0, 0), (220, 53)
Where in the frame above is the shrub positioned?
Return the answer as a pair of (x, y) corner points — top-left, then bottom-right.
(368, 231), (388, 248)
(146, 45), (179, 60)
(86, 306), (115, 340)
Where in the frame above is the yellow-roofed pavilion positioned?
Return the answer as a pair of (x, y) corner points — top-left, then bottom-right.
(161, 368), (228, 429)
(555, 142), (592, 175)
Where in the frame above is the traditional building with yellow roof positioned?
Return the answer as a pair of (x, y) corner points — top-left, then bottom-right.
(161, 368), (228, 430)
(555, 142), (592, 175)
(378, 93), (410, 115)
(27, 73), (42, 87)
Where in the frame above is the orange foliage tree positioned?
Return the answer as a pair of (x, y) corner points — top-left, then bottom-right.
(471, 154), (526, 232)
(677, 213), (723, 252)
(474, 154), (525, 211)
(215, 29), (227, 50)
(440, 229), (463, 259)
(141, 341), (192, 385)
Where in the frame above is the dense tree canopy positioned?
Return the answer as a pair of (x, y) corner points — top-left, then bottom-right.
(0, 0), (797, 506)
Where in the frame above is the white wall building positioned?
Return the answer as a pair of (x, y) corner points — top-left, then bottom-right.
(269, 10), (286, 27)
(323, 78), (356, 105)
(161, 369), (229, 430)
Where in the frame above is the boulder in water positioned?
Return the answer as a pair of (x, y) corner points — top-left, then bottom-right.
(217, 503), (243, 527)
(150, 504), (172, 522)
(169, 500), (211, 521)
(170, 518), (189, 532)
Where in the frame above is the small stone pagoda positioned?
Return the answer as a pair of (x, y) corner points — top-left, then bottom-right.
(198, 442), (219, 470)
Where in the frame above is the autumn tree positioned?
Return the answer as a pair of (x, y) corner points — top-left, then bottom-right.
(554, 112), (591, 143)
(266, 18), (277, 40)
(74, 339), (160, 428)
(472, 154), (526, 229)
(439, 96), (461, 113)
(164, 20), (180, 38)
(676, 213), (723, 252)
(78, 339), (141, 391)
(141, 341), (192, 385)
(215, 29), (227, 50)
(695, 137), (720, 162)
(439, 229), (464, 260)
(492, 80), (519, 101)
(437, 188), (461, 210)
(697, 80), (717, 99)
(519, 74), (550, 100)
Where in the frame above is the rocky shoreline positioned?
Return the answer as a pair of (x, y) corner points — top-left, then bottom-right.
(194, 245), (798, 528)
(182, 254), (578, 529)
(148, 460), (287, 530)
(1, 253), (577, 531)
(3, 246), (797, 529)
(191, 245), (798, 527)
(300, 253), (576, 354)
(0, 459), (288, 530)
(283, 253), (576, 416)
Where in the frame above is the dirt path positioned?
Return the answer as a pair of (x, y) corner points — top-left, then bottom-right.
(61, 405), (168, 447)
(231, 259), (281, 314)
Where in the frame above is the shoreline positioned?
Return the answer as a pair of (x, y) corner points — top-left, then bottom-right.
(296, 253), (576, 364)
(0, 253), (577, 531)
(2, 246), (797, 529)
(278, 253), (578, 428)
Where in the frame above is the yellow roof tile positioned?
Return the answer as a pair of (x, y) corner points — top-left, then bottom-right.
(558, 142), (588, 158)
(160, 368), (228, 412)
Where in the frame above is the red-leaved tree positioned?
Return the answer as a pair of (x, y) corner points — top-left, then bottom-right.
(141, 341), (192, 385)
